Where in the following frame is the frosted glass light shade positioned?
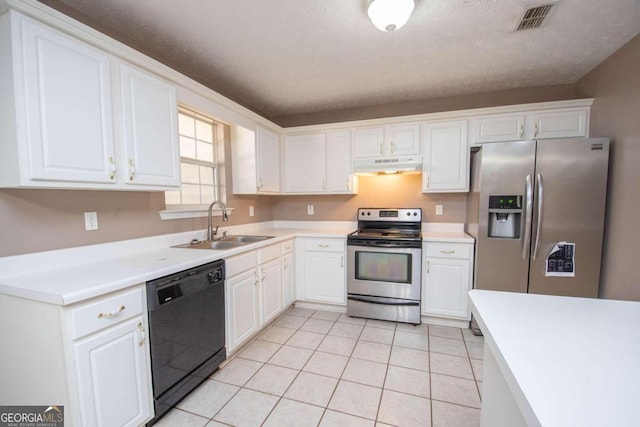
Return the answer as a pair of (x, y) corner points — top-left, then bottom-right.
(367, 0), (415, 32)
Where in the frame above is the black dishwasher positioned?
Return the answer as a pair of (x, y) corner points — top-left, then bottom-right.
(146, 259), (226, 425)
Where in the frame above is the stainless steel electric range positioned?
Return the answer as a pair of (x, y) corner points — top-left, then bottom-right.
(347, 208), (422, 324)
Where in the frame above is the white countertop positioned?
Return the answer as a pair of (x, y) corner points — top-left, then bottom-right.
(469, 290), (640, 427)
(0, 220), (472, 306)
(0, 223), (352, 306)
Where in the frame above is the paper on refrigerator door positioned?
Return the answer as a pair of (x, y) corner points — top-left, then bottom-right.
(545, 241), (576, 277)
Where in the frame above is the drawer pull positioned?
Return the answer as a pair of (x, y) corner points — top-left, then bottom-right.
(318, 244), (329, 248)
(97, 305), (125, 319)
(440, 250), (456, 254)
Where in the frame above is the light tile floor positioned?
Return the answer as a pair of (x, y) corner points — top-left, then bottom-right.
(155, 307), (484, 427)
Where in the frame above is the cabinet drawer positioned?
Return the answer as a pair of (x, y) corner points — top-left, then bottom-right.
(259, 244), (281, 263)
(226, 250), (258, 277)
(424, 243), (471, 260)
(281, 239), (294, 254)
(70, 287), (144, 340)
(303, 238), (344, 252)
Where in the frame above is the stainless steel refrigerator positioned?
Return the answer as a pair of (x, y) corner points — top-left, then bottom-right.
(466, 138), (610, 298)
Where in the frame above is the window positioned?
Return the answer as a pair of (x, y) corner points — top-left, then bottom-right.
(165, 107), (223, 206)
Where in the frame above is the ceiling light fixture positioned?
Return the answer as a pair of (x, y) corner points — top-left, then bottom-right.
(367, 0), (416, 32)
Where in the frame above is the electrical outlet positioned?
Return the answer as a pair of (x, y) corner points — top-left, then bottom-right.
(84, 212), (98, 231)
(435, 205), (444, 216)
(307, 204), (314, 215)
(249, 205), (255, 217)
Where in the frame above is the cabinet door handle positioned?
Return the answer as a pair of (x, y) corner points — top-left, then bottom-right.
(534, 123), (539, 138)
(425, 174), (430, 188)
(346, 177), (351, 191)
(261, 270), (266, 281)
(340, 256), (344, 268)
(97, 305), (125, 319)
(138, 321), (145, 347)
(322, 179), (326, 190)
(283, 259), (288, 269)
(254, 272), (259, 286)
(128, 159), (136, 181)
(379, 142), (384, 155)
(318, 244), (329, 248)
(258, 178), (263, 190)
(108, 156), (116, 180)
(519, 124), (524, 140)
(390, 141), (395, 154)
(440, 250), (456, 254)
(427, 261), (430, 274)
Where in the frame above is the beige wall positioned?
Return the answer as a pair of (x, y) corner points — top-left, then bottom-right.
(0, 128), (274, 257)
(576, 34), (640, 301)
(272, 174), (467, 223)
(274, 84), (577, 127)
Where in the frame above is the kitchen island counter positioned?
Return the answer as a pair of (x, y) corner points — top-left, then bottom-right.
(469, 289), (640, 427)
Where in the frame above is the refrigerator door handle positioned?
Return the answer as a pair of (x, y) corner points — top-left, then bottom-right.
(522, 174), (533, 260)
(533, 173), (544, 259)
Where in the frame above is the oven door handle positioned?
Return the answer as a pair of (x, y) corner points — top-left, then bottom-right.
(348, 295), (420, 306)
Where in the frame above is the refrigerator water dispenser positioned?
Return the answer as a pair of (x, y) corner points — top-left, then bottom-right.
(488, 195), (522, 239)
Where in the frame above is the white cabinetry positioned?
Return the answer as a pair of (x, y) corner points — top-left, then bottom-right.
(327, 131), (356, 193)
(69, 287), (151, 427)
(0, 11), (180, 190)
(282, 240), (295, 306)
(225, 243), (289, 354)
(119, 63), (180, 187)
(531, 108), (588, 139)
(283, 133), (327, 192)
(0, 285), (153, 426)
(353, 124), (420, 158)
(470, 108), (589, 145)
(256, 126), (281, 193)
(422, 241), (474, 320)
(232, 125), (281, 194)
(296, 237), (346, 305)
(422, 120), (469, 193)
(283, 131), (356, 194)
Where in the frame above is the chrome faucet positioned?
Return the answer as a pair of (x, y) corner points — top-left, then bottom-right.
(207, 200), (229, 241)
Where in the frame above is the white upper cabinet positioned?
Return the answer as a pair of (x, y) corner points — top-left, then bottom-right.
(422, 120), (469, 193)
(0, 11), (181, 190)
(531, 108), (588, 139)
(10, 13), (115, 185)
(283, 133), (327, 192)
(470, 114), (526, 144)
(470, 108), (589, 145)
(353, 124), (420, 158)
(327, 131), (356, 193)
(282, 131), (356, 194)
(256, 126), (281, 193)
(119, 64), (180, 188)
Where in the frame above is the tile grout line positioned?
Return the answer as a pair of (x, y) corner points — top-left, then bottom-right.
(373, 320), (397, 425)
(317, 315), (367, 425)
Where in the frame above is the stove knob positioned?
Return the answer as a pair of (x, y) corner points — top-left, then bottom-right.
(406, 212), (411, 216)
(367, 212), (371, 216)
(413, 212), (418, 216)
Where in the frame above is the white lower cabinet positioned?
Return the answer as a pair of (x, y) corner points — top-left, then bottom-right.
(295, 237), (346, 305)
(74, 316), (151, 427)
(282, 239), (295, 306)
(422, 241), (474, 320)
(0, 285), (153, 427)
(225, 242), (290, 354)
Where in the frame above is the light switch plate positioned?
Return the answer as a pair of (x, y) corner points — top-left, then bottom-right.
(307, 205), (314, 215)
(249, 205), (255, 217)
(435, 205), (444, 216)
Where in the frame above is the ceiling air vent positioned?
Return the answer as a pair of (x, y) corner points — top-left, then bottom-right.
(515, 3), (555, 31)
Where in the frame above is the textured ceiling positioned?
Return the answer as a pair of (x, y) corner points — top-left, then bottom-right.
(38, 0), (640, 123)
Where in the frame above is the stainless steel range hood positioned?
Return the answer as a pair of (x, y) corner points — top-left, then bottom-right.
(353, 156), (423, 175)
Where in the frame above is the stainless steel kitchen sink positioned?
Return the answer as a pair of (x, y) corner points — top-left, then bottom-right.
(173, 235), (274, 250)
(222, 235), (273, 243)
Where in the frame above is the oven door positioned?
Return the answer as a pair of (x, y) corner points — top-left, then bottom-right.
(347, 243), (421, 301)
